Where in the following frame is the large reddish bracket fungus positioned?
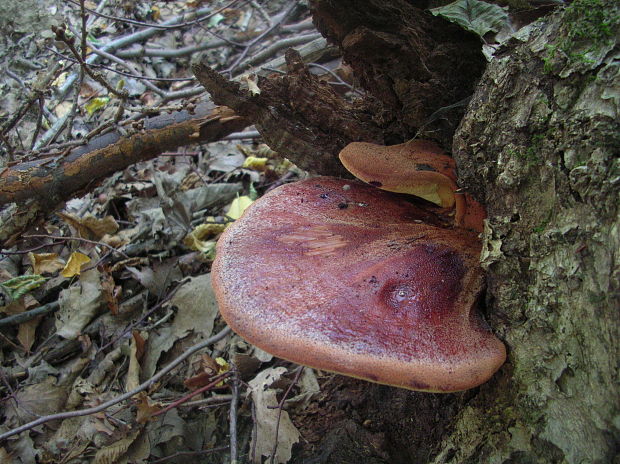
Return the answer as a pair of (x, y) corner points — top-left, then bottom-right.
(212, 177), (506, 392)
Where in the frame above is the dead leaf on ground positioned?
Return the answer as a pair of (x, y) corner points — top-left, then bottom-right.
(61, 251), (92, 278)
(56, 268), (104, 339)
(249, 367), (301, 464)
(28, 252), (65, 275)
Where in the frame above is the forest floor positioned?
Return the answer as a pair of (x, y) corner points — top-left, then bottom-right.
(0, 1), (372, 462)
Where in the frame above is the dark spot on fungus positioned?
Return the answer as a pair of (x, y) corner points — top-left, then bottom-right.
(369, 181), (383, 187)
(414, 163), (437, 172)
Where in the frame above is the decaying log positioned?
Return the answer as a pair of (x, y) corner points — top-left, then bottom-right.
(310, 0), (486, 147)
(0, 103), (248, 209)
(193, 49), (384, 176)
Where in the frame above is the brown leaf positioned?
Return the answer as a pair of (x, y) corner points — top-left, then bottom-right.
(135, 392), (162, 424)
(28, 252), (65, 275)
(99, 270), (119, 315)
(57, 212), (119, 240)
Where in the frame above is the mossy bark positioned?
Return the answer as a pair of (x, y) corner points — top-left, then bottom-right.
(439, 1), (619, 462)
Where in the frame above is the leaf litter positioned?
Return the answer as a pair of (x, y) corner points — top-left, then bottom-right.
(0, 1), (323, 461)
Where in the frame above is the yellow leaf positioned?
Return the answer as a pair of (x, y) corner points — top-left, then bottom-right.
(226, 196), (253, 221)
(61, 252), (91, 277)
(85, 96), (110, 115)
(215, 357), (230, 386)
(29, 252), (65, 275)
(242, 156), (268, 171)
(215, 357), (230, 373)
(151, 5), (161, 20)
(183, 219), (227, 253)
(52, 71), (68, 88)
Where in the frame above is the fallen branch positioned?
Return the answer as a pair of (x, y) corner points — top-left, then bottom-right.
(0, 103), (248, 208)
(0, 301), (60, 328)
(193, 49), (383, 176)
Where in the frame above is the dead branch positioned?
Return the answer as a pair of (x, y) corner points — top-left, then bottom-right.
(310, 0), (486, 146)
(193, 49), (383, 176)
(0, 103), (248, 209)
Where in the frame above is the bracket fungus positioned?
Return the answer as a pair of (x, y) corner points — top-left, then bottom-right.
(339, 140), (486, 232)
(212, 173), (506, 392)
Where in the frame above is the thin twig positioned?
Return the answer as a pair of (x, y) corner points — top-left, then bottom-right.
(56, 4), (227, 98)
(229, 367), (240, 464)
(153, 371), (232, 418)
(148, 446), (230, 464)
(23, 234), (130, 259)
(0, 301), (60, 328)
(52, 25), (127, 100)
(239, 32), (322, 71)
(99, 278), (190, 352)
(0, 326), (231, 442)
(306, 62), (365, 96)
(1, 63), (63, 137)
(65, 0), (244, 31)
(29, 96), (45, 149)
(226, 1), (300, 76)
(80, 0), (88, 62)
(115, 18), (314, 59)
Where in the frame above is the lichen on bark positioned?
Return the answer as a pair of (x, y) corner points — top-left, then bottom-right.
(443, 1), (619, 462)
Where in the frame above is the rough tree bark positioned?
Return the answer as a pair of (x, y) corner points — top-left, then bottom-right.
(440, 2), (619, 462)
(196, 0), (618, 462)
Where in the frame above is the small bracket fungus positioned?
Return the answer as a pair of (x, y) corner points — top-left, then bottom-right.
(212, 178), (506, 392)
(339, 140), (486, 232)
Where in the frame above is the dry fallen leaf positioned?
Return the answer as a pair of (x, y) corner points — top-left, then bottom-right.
(99, 270), (120, 315)
(57, 212), (119, 240)
(135, 392), (162, 424)
(56, 268), (104, 339)
(249, 367), (301, 464)
(141, 274), (219, 379)
(61, 252), (91, 278)
(93, 428), (141, 464)
(28, 252), (65, 275)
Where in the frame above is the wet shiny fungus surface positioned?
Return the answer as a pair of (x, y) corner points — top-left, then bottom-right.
(211, 177), (507, 392)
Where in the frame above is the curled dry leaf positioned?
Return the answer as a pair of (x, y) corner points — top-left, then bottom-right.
(28, 252), (65, 275)
(61, 252), (91, 278)
(249, 367), (301, 464)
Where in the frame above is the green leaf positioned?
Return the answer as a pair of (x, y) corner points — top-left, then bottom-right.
(226, 195), (254, 221)
(1, 274), (46, 301)
(431, 0), (508, 38)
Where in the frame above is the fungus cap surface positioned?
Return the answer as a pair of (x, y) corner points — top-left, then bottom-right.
(212, 178), (506, 392)
(339, 140), (458, 208)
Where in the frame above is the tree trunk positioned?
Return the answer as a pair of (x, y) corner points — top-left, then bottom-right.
(438, 2), (619, 462)
(200, 1), (618, 462)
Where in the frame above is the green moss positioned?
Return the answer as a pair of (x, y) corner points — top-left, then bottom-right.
(544, 0), (619, 73)
(587, 291), (607, 304)
(532, 210), (553, 234)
